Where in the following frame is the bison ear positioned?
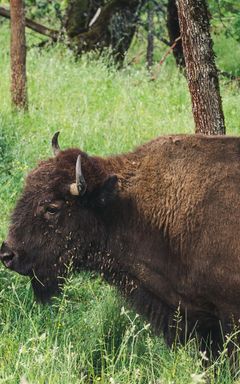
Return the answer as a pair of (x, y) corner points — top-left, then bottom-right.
(91, 175), (118, 208)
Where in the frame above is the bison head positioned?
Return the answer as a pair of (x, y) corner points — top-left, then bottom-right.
(0, 133), (118, 302)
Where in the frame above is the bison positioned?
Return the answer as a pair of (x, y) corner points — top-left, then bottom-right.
(1, 133), (240, 355)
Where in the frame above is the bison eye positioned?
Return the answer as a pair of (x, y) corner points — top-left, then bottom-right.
(37, 200), (64, 218)
(45, 205), (59, 215)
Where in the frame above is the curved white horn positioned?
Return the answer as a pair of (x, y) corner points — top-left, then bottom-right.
(70, 155), (87, 196)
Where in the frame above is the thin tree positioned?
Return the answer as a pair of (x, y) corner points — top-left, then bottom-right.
(167, 0), (184, 68)
(10, 0), (28, 110)
(176, 0), (225, 134)
(146, 1), (154, 71)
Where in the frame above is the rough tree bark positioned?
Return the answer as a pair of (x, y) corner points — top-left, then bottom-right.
(10, 0), (28, 110)
(176, 0), (225, 134)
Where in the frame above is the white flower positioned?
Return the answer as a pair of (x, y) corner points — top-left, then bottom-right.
(199, 350), (209, 361)
(191, 372), (206, 384)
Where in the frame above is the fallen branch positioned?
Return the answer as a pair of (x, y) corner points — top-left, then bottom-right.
(0, 6), (59, 40)
(127, 49), (145, 65)
(151, 36), (181, 80)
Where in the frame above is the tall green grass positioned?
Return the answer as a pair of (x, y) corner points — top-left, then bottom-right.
(0, 22), (240, 383)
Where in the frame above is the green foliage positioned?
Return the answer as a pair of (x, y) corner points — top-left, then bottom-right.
(0, 22), (240, 383)
(209, 0), (240, 42)
(24, 0), (63, 22)
(138, 0), (168, 43)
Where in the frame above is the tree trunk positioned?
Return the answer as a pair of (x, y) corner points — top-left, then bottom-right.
(64, 0), (103, 38)
(10, 0), (28, 110)
(64, 0), (142, 64)
(167, 0), (184, 68)
(109, 2), (141, 65)
(176, 0), (225, 134)
(146, 2), (154, 71)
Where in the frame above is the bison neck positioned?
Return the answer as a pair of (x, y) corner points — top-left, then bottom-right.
(85, 148), (211, 320)
(86, 193), (187, 319)
(86, 201), (198, 340)
(83, 151), (188, 306)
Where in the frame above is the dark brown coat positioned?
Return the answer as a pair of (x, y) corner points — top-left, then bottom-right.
(1, 134), (240, 353)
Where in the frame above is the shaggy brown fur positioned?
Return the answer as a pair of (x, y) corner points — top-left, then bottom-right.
(1, 134), (240, 354)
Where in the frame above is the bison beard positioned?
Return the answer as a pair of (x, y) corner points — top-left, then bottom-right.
(31, 276), (61, 303)
(1, 133), (240, 360)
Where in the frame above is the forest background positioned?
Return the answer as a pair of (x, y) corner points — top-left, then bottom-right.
(0, 1), (240, 383)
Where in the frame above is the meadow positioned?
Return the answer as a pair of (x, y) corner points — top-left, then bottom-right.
(0, 21), (240, 383)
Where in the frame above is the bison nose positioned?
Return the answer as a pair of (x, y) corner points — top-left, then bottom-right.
(0, 242), (17, 269)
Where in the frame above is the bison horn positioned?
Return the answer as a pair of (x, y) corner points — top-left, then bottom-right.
(70, 155), (87, 196)
(52, 131), (61, 156)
